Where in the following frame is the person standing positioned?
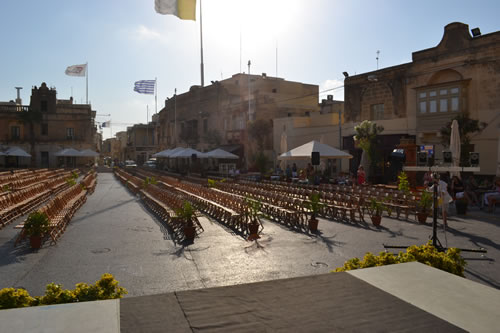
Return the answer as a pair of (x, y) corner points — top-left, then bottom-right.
(431, 173), (452, 226)
(357, 166), (366, 185)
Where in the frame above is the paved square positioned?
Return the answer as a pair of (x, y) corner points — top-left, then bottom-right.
(0, 172), (498, 297)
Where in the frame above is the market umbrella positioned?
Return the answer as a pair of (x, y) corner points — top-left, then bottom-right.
(5, 146), (31, 157)
(54, 148), (81, 157)
(79, 149), (99, 157)
(204, 148), (238, 159)
(450, 119), (461, 178)
(278, 140), (352, 160)
(152, 149), (171, 158)
(163, 147), (186, 157)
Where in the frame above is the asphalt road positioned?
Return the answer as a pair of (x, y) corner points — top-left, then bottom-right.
(0, 173), (498, 297)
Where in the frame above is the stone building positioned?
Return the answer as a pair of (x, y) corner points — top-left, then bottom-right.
(156, 73), (319, 169)
(343, 22), (500, 179)
(0, 83), (98, 168)
(273, 97), (346, 172)
(124, 123), (156, 165)
(115, 131), (127, 162)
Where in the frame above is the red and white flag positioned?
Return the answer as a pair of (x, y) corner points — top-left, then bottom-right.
(65, 64), (87, 77)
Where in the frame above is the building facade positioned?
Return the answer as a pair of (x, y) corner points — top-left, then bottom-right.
(124, 123), (156, 165)
(0, 82), (97, 168)
(156, 73), (319, 169)
(343, 22), (500, 177)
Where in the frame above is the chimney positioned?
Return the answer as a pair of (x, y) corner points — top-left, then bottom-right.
(15, 87), (22, 105)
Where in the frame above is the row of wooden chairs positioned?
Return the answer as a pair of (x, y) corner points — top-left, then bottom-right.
(0, 174), (72, 229)
(15, 182), (88, 246)
(81, 171), (97, 195)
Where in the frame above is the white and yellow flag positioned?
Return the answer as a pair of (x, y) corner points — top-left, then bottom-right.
(155, 0), (196, 20)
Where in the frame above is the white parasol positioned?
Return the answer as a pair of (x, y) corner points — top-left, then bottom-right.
(450, 119), (461, 178)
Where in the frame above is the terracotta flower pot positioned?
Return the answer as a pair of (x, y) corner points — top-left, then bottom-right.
(248, 222), (259, 235)
(370, 215), (381, 226)
(455, 201), (468, 215)
(184, 225), (196, 241)
(308, 218), (319, 232)
(30, 235), (42, 249)
(417, 212), (428, 224)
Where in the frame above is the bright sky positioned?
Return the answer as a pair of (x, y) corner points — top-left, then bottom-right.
(1, 0), (499, 139)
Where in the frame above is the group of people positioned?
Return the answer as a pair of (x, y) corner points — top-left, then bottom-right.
(423, 171), (500, 216)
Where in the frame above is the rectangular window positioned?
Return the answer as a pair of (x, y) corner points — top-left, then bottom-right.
(419, 92), (426, 98)
(429, 100), (437, 113)
(370, 104), (384, 120)
(429, 91), (437, 97)
(66, 128), (74, 139)
(439, 99), (448, 112)
(439, 89), (447, 95)
(41, 100), (48, 112)
(41, 123), (48, 135)
(419, 101), (427, 113)
(451, 97), (459, 111)
(450, 87), (459, 94)
(11, 126), (20, 139)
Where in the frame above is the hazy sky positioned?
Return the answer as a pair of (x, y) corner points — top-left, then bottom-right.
(1, 0), (499, 138)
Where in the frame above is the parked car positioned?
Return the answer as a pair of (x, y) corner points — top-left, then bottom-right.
(125, 160), (137, 167)
(144, 160), (157, 168)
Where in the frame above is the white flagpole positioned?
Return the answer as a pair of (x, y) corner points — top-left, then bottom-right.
(200, 0), (204, 87)
(86, 62), (88, 104)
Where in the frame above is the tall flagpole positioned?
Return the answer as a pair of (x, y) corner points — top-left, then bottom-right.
(200, 0), (204, 87)
(86, 62), (88, 104)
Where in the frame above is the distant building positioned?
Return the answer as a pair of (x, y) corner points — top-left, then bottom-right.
(115, 131), (127, 162)
(343, 22), (500, 178)
(156, 73), (319, 169)
(0, 82), (98, 168)
(273, 97), (346, 172)
(124, 123), (156, 165)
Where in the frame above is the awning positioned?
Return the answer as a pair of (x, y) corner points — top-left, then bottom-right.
(4, 146), (31, 157)
(54, 148), (81, 157)
(204, 148), (239, 159)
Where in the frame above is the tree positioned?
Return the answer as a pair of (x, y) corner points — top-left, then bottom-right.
(354, 120), (384, 178)
(18, 107), (42, 167)
(248, 119), (272, 151)
(440, 113), (486, 166)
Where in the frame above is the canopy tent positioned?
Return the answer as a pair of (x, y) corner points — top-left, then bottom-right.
(204, 148), (238, 159)
(4, 146), (31, 157)
(158, 147), (186, 158)
(79, 149), (99, 157)
(54, 148), (81, 157)
(170, 148), (207, 158)
(278, 140), (353, 160)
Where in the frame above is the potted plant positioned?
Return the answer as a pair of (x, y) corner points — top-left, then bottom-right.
(368, 198), (384, 226)
(417, 191), (433, 223)
(244, 198), (264, 240)
(175, 201), (197, 242)
(24, 211), (50, 249)
(304, 193), (323, 232)
(455, 197), (468, 215)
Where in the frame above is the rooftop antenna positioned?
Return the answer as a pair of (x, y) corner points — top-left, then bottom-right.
(376, 50), (380, 70)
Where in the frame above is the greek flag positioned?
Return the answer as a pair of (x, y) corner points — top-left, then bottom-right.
(134, 80), (156, 95)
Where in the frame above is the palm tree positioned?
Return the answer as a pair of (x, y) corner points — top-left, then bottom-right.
(18, 107), (42, 167)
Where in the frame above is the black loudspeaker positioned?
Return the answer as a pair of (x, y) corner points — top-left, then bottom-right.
(443, 151), (452, 164)
(470, 152), (479, 166)
(311, 152), (320, 166)
(417, 152), (428, 166)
